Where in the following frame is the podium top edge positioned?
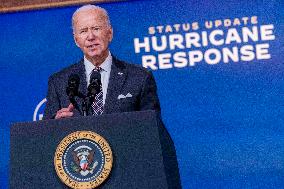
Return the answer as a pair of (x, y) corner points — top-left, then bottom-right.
(11, 110), (160, 127)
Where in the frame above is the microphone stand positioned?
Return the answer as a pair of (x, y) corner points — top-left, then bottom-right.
(82, 100), (88, 116)
(77, 92), (88, 116)
(69, 92), (96, 117)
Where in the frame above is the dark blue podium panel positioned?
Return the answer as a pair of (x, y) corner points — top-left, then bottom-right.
(10, 111), (181, 189)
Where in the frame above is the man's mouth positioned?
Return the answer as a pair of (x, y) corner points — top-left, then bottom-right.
(87, 44), (99, 49)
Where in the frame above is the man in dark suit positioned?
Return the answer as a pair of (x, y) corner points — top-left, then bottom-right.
(43, 5), (160, 119)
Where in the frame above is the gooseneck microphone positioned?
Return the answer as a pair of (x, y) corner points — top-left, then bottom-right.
(87, 70), (102, 113)
(88, 71), (101, 99)
(66, 74), (82, 115)
(66, 74), (80, 99)
(65, 72), (101, 116)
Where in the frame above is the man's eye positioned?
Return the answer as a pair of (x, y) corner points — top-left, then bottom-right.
(92, 27), (101, 31)
(80, 30), (87, 34)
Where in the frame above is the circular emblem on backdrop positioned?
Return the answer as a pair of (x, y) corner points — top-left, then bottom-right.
(54, 131), (113, 189)
(33, 98), (46, 121)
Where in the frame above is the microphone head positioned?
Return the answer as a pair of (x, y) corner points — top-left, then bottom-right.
(90, 71), (101, 84)
(88, 71), (101, 97)
(66, 74), (80, 97)
(68, 74), (80, 88)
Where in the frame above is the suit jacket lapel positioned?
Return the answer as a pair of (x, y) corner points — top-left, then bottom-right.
(104, 57), (127, 114)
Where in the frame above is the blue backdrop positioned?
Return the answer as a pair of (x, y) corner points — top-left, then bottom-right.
(1, 0), (283, 188)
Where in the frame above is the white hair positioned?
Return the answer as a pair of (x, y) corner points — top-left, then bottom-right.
(72, 4), (111, 32)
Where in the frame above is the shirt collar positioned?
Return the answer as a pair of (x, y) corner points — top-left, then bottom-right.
(84, 52), (112, 77)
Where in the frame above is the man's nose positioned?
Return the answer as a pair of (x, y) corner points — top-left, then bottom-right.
(87, 29), (97, 40)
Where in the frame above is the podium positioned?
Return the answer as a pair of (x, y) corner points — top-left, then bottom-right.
(10, 111), (181, 189)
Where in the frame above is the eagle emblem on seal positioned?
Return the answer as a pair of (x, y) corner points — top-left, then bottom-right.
(71, 145), (98, 176)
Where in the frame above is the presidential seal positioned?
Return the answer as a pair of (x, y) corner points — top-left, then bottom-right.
(54, 131), (113, 189)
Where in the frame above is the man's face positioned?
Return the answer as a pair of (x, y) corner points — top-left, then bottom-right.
(73, 9), (113, 63)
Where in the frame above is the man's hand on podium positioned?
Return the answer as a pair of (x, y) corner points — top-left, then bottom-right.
(55, 103), (74, 119)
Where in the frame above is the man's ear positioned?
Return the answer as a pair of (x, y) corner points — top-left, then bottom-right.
(109, 27), (113, 42)
(73, 34), (80, 48)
